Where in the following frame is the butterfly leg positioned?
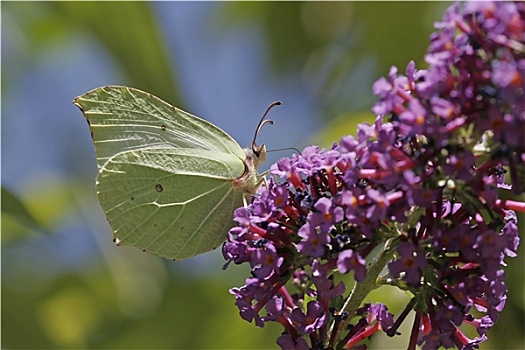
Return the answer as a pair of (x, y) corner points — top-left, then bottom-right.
(242, 192), (251, 208)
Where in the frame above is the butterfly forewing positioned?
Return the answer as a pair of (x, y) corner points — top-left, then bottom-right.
(74, 86), (246, 168)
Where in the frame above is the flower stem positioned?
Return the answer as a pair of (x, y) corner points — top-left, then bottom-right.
(329, 238), (397, 347)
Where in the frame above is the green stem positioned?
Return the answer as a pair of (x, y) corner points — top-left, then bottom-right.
(328, 239), (397, 348)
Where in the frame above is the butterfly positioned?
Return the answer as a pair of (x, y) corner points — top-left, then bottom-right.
(74, 86), (279, 260)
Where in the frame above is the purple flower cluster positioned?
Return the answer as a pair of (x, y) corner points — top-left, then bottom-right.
(373, 2), (525, 193)
(223, 2), (524, 349)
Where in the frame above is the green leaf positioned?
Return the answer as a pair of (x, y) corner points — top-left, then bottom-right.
(53, 2), (180, 104)
(1, 186), (48, 235)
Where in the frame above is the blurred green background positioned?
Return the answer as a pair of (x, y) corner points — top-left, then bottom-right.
(2, 2), (523, 349)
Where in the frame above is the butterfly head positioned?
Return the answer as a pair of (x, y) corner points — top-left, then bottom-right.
(234, 102), (281, 195)
(248, 143), (267, 168)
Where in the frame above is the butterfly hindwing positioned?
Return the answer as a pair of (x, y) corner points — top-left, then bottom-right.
(97, 147), (246, 260)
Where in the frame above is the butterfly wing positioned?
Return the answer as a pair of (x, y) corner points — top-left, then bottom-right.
(74, 86), (246, 167)
(98, 147), (245, 260)
(74, 86), (249, 260)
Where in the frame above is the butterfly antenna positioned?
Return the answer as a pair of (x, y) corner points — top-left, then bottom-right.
(252, 101), (281, 152)
(267, 146), (302, 155)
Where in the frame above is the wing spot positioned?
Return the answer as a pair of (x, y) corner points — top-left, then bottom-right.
(155, 184), (164, 192)
(160, 124), (167, 131)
